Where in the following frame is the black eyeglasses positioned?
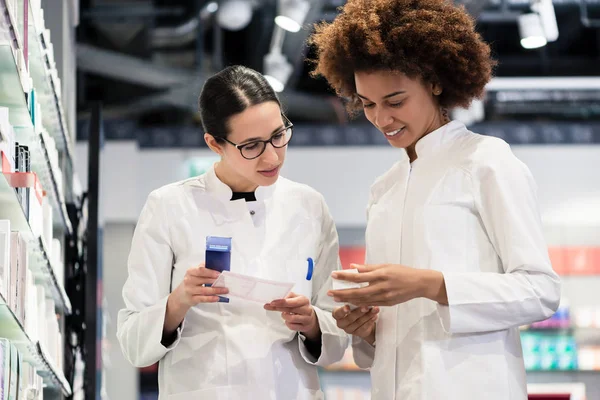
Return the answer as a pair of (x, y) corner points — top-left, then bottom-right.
(218, 115), (294, 160)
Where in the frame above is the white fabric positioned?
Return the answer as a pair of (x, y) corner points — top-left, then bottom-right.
(354, 121), (561, 400)
(117, 166), (348, 399)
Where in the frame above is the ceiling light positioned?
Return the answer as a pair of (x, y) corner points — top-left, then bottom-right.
(275, 0), (310, 33)
(518, 13), (547, 49)
(206, 2), (219, 13)
(216, 0), (253, 31)
(264, 51), (293, 92)
(531, 0), (559, 42)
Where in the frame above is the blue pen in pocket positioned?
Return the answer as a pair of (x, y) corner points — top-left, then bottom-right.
(306, 257), (314, 281)
(205, 236), (232, 303)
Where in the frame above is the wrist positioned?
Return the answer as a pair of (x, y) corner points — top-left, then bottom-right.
(302, 308), (321, 341)
(420, 270), (448, 305)
(169, 286), (190, 316)
(365, 329), (376, 346)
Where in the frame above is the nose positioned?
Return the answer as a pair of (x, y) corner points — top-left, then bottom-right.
(260, 142), (280, 164)
(374, 107), (394, 129)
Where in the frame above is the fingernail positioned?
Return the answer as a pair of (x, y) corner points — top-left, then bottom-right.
(331, 272), (339, 279)
(343, 306), (350, 312)
(361, 307), (369, 313)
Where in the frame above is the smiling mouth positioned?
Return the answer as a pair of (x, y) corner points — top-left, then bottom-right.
(384, 127), (405, 137)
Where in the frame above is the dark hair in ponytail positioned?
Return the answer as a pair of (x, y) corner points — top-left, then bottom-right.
(199, 65), (281, 141)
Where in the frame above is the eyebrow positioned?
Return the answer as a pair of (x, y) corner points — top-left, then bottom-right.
(356, 91), (406, 101)
(239, 124), (285, 145)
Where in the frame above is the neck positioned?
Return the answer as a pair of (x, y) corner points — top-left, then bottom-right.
(406, 110), (448, 163)
(215, 162), (258, 193)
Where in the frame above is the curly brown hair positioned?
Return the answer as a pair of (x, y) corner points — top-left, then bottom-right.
(308, 0), (496, 115)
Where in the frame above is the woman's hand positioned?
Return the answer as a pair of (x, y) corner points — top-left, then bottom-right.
(264, 293), (321, 341)
(332, 305), (379, 345)
(172, 263), (229, 309)
(328, 264), (448, 307)
(163, 263), (229, 344)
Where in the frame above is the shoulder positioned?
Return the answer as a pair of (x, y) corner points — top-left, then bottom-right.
(276, 176), (326, 204)
(276, 177), (330, 218)
(144, 176), (206, 210)
(368, 161), (406, 206)
(457, 129), (533, 183)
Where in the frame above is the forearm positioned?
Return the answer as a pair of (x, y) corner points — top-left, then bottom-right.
(162, 289), (189, 343)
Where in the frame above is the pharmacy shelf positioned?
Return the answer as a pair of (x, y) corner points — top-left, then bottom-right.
(0, 0), (22, 49)
(0, 171), (72, 315)
(0, 44), (73, 235)
(0, 293), (72, 397)
(27, 5), (75, 165)
(0, 45), (32, 127)
(17, 124), (73, 236)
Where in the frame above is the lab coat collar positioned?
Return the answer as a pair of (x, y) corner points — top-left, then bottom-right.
(414, 120), (466, 160)
(205, 164), (276, 204)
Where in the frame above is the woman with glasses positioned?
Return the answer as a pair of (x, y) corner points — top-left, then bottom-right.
(117, 65), (348, 399)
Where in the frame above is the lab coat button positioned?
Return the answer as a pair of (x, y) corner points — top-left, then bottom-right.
(250, 210), (256, 216)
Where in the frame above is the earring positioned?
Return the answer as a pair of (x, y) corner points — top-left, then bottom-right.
(434, 89), (442, 96)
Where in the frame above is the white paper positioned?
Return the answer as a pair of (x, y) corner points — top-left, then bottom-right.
(212, 271), (294, 303)
(332, 268), (364, 290)
(332, 269), (367, 310)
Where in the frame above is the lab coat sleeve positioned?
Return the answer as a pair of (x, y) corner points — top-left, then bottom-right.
(351, 336), (375, 370)
(437, 141), (561, 334)
(298, 195), (350, 366)
(117, 190), (182, 368)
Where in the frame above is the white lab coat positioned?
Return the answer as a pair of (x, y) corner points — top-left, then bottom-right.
(117, 166), (348, 400)
(353, 121), (561, 400)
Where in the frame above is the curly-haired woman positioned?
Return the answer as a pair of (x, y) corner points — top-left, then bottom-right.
(310, 0), (561, 399)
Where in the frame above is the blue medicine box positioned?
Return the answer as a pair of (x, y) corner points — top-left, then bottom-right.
(205, 236), (232, 273)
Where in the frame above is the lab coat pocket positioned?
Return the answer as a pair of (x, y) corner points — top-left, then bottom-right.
(421, 331), (510, 400)
(286, 260), (313, 301)
(168, 332), (228, 392)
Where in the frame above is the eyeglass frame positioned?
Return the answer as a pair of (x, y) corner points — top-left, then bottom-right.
(213, 114), (294, 160)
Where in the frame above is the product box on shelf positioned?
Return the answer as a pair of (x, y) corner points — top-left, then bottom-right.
(9, 341), (18, 400)
(0, 338), (8, 399)
(0, 108), (15, 174)
(35, 285), (46, 351)
(23, 273), (37, 343)
(521, 331), (578, 371)
(16, 233), (27, 327)
(0, 221), (10, 301)
(8, 232), (27, 326)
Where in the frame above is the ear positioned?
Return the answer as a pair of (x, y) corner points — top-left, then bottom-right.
(204, 133), (224, 156)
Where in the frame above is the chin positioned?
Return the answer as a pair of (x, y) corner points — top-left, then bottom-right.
(386, 137), (410, 149)
(256, 174), (280, 186)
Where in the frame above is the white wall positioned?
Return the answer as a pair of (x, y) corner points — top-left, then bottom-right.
(102, 223), (138, 400)
(75, 142), (600, 228)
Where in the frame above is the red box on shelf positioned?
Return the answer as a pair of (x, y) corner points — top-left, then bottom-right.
(1, 150), (12, 173)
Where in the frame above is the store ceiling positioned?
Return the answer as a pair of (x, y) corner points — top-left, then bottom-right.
(76, 0), (600, 125)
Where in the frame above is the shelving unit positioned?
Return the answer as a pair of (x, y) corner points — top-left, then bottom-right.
(0, 1), (81, 399)
(0, 171), (71, 314)
(0, 43), (72, 235)
(26, 6), (75, 166)
(0, 292), (72, 396)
